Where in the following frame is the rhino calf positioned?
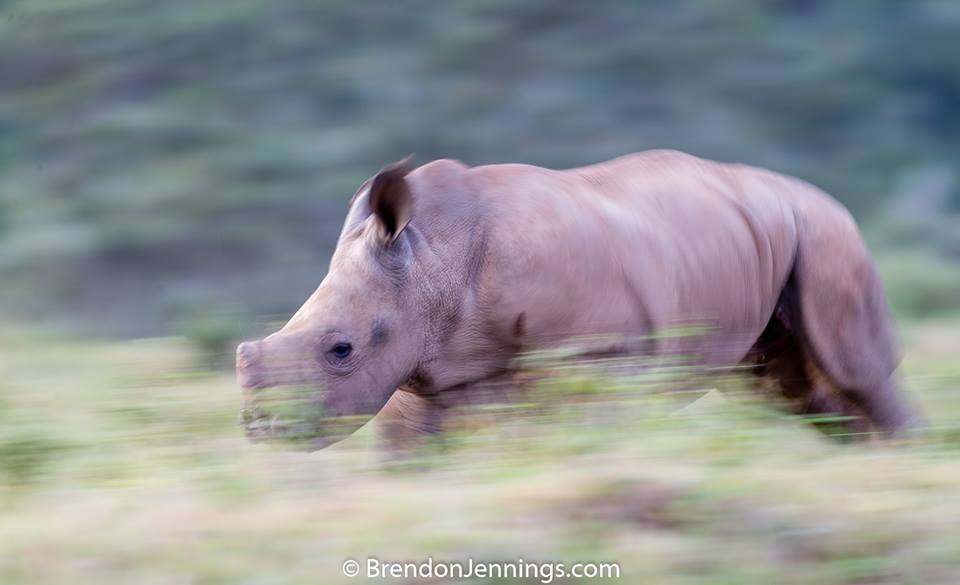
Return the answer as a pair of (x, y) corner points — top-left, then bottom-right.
(236, 150), (921, 451)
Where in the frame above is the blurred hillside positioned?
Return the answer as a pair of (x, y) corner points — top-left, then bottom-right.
(0, 0), (958, 336)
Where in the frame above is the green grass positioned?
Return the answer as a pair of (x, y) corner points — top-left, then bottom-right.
(1, 323), (959, 584)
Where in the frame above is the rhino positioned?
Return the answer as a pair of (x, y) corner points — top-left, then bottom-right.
(236, 150), (921, 451)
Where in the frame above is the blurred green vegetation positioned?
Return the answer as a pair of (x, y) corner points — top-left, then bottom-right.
(0, 0), (958, 336)
(1, 322), (959, 584)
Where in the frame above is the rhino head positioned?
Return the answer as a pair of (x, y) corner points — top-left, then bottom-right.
(236, 157), (453, 450)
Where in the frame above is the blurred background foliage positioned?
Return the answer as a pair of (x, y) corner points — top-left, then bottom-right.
(0, 0), (958, 340)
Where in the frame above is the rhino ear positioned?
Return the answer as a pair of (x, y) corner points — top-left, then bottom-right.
(368, 155), (414, 245)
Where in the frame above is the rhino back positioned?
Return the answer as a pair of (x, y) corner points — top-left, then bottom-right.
(462, 150), (808, 366)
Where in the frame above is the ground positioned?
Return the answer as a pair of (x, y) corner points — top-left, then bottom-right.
(0, 321), (958, 584)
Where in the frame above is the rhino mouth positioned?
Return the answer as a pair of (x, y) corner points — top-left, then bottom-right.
(239, 387), (370, 451)
(239, 405), (328, 450)
(240, 405), (290, 442)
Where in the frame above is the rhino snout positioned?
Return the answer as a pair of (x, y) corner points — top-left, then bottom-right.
(236, 340), (266, 389)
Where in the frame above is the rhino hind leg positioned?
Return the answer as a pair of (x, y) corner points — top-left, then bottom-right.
(784, 224), (922, 436)
(750, 308), (873, 436)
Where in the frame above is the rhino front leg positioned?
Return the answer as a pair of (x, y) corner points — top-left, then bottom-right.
(375, 388), (447, 459)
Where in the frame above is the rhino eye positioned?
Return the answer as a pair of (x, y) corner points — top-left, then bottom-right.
(330, 342), (352, 359)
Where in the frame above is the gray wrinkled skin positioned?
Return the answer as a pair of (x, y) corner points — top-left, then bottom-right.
(237, 150), (921, 451)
